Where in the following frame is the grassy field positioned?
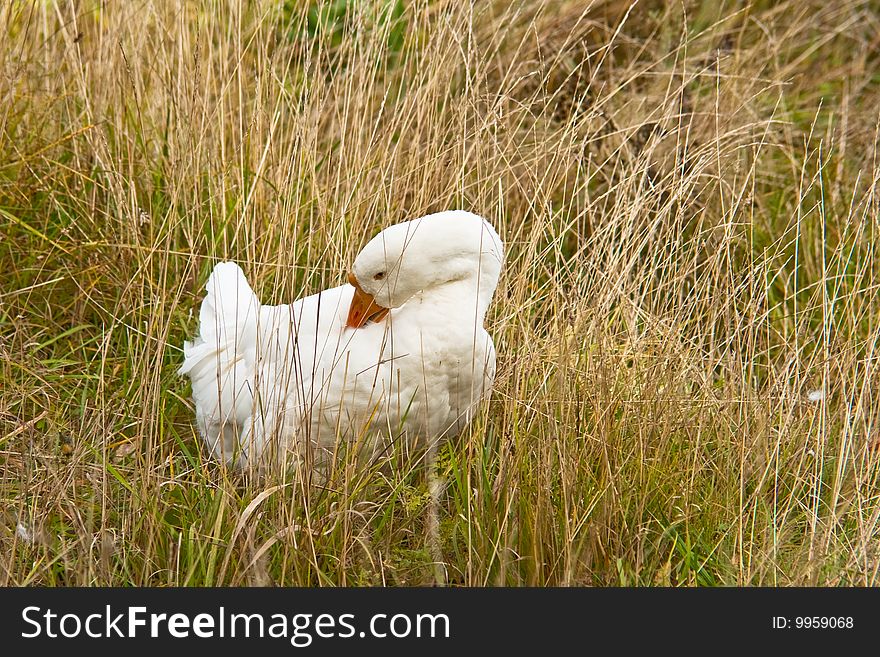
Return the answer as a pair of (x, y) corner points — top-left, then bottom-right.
(2, 0), (880, 586)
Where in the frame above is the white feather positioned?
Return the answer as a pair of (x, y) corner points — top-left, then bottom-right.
(179, 211), (502, 469)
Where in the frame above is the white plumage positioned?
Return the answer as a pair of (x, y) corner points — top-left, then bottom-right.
(179, 210), (504, 470)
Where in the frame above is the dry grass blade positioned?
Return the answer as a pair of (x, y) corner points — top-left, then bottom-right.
(1, 0), (879, 585)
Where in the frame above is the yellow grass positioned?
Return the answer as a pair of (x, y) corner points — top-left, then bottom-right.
(1, 0), (880, 585)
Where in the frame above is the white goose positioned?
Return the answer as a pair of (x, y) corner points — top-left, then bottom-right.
(179, 210), (504, 470)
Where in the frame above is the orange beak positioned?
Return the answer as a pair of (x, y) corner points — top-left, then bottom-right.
(346, 272), (390, 328)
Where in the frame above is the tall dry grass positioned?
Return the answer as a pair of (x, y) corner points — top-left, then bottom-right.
(1, 0), (880, 585)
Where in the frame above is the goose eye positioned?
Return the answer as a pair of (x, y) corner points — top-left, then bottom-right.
(373, 271), (386, 281)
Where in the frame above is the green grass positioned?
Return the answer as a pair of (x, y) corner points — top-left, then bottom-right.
(2, 0), (880, 586)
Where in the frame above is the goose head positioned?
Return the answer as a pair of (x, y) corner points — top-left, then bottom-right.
(346, 210), (504, 328)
